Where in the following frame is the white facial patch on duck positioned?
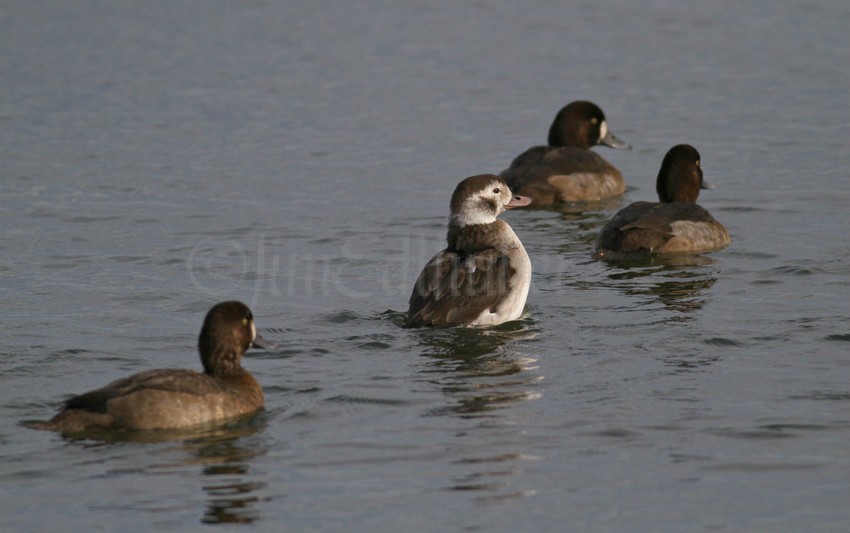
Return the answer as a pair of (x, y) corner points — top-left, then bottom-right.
(599, 120), (608, 144)
(250, 321), (257, 343)
(450, 184), (506, 227)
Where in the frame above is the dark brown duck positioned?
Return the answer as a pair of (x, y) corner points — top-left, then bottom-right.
(29, 301), (270, 433)
(501, 100), (632, 205)
(593, 144), (731, 260)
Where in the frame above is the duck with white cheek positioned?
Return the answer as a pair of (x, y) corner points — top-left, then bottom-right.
(29, 301), (272, 433)
(500, 100), (632, 205)
(405, 174), (532, 328)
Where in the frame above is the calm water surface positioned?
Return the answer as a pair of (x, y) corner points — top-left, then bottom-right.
(2, 0), (849, 531)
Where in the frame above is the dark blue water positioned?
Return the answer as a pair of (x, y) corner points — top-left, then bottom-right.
(2, 1), (849, 531)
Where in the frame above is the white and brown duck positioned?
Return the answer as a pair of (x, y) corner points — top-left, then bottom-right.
(405, 174), (532, 328)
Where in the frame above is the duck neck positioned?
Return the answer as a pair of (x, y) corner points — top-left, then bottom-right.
(201, 345), (246, 377)
(447, 220), (501, 254)
(657, 168), (701, 203)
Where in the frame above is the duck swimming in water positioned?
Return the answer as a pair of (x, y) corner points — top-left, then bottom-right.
(593, 144), (730, 260)
(30, 301), (271, 433)
(501, 100), (631, 205)
(405, 174), (532, 327)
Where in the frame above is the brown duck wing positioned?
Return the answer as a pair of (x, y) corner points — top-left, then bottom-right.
(63, 369), (219, 413)
(503, 147), (622, 203)
(621, 203), (717, 229)
(406, 249), (513, 327)
(501, 146), (549, 190)
(595, 202), (668, 254)
(542, 146), (615, 175)
(596, 202), (719, 255)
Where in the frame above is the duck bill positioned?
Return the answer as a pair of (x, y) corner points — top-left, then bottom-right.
(251, 333), (278, 350)
(505, 194), (532, 209)
(701, 180), (716, 191)
(599, 129), (632, 150)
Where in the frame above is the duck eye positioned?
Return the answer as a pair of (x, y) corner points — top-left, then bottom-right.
(590, 117), (598, 124)
(493, 187), (500, 194)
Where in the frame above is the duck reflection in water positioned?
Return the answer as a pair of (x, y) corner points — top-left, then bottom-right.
(604, 256), (719, 319)
(190, 430), (268, 525)
(51, 415), (269, 524)
(414, 322), (541, 418)
(412, 322), (542, 502)
(602, 258), (725, 372)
